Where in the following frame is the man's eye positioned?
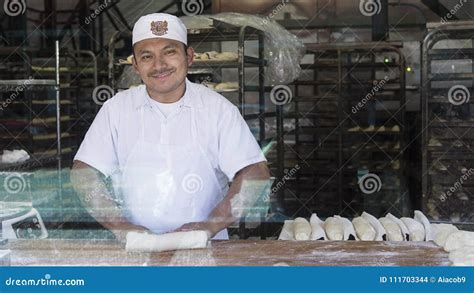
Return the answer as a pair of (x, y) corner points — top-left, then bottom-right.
(165, 50), (176, 55)
(141, 55), (152, 60)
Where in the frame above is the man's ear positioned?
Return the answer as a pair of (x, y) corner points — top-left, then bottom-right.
(187, 46), (194, 66)
(132, 55), (139, 74)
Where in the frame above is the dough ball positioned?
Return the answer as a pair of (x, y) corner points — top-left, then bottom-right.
(325, 217), (344, 240)
(335, 215), (357, 240)
(293, 217), (311, 241)
(431, 223), (458, 247)
(362, 212), (387, 241)
(414, 210), (433, 241)
(278, 220), (294, 240)
(379, 217), (404, 241)
(352, 216), (376, 241)
(401, 217), (425, 241)
(444, 231), (474, 252)
(448, 246), (474, 266)
(309, 213), (326, 240)
(386, 213), (410, 241)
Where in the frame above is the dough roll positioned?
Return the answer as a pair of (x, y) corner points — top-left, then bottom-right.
(352, 216), (376, 241)
(444, 231), (474, 252)
(401, 217), (425, 241)
(362, 212), (387, 241)
(379, 217), (403, 241)
(325, 217), (344, 240)
(431, 223), (458, 247)
(293, 217), (311, 240)
(126, 231), (209, 252)
(310, 214), (326, 240)
(414, 210), (433, 241)
(386, 213), (410, 241)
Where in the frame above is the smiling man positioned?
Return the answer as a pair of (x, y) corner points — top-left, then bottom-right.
(71, 13), (270, 241)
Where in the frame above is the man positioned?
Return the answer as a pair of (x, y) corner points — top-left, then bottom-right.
(71, 13), (270, 241)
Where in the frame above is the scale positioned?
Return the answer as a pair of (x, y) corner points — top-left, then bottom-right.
(0, 202), (48, 239)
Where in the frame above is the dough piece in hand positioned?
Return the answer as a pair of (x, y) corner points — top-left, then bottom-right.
(448, 246), (474, 266)
(293, 217), (311, 241)
(335, 215), (357, 240)
(126, 231), (209, 252)
(379, 217), (404, 241)
(278, 220), (294, 240)
(362, 212), (387, 241)
(386, 213), (410, 241)
(444, 231), (474, 252)
(401, 217), (425, 241)
(309, 214), (326, 240)
(431, 223), (458, 247)
(414, 210), (433, 241)
(352, 216), (376, 241)
(325, 217), (344, 240)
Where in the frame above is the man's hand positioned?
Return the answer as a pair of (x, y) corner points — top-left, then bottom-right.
(108, 223), (151, 244)
(174, 162), (270, 239)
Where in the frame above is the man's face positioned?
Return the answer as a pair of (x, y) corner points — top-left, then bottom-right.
(133, 38), (194, 97)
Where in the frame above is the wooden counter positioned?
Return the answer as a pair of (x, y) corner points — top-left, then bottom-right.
(5, 239), (450, 266)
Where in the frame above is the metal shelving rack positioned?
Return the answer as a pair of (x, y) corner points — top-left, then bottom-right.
(0, 42), (61, 172)
(284, 42), (408, 218)
(27, 49), (99, 165)
(0, 48), (98, 168)
(0, 41), (64, 223)
(106, 19), (282, 239)
(421, 22), (474, 225)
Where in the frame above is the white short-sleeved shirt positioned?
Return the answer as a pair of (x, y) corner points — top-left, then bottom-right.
(74, 79), (266, 188)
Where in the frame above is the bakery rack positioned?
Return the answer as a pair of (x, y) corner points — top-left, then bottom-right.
(421, 22), (474, 226)
(283, 42), (409, 219)
(0, 41), (67, 223)
(29, 49), (100, 164)
(0, 42), (62, 172)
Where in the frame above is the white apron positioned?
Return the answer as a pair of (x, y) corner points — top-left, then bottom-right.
(119, 104), (228, 239)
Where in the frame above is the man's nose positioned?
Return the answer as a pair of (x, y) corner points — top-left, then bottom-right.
(152, 54), (167, 69)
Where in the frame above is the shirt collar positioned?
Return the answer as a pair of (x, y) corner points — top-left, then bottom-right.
(135, 78), (203, 110)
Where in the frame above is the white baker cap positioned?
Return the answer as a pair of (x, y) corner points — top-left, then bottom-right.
(132, 13), (187, 46)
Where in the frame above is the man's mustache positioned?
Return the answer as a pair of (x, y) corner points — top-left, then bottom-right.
(148, 69), (175, 77)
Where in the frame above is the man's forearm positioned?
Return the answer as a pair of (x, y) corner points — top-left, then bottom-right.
(70, 160), (147, 239)
(205, 161), (271, 236)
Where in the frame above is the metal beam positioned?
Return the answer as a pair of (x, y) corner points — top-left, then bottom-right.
(421, 0), (459, 19)
(372, 0), (389, 41)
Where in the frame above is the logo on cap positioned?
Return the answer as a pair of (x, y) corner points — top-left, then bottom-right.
(150, 20), (168, 36)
